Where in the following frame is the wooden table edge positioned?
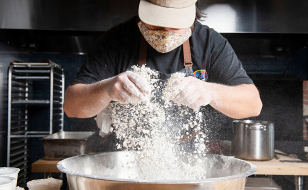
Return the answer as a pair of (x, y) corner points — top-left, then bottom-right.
(32, 159), (62, 173)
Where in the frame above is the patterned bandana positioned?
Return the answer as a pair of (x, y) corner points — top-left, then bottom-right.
(138, 21), (192, 53)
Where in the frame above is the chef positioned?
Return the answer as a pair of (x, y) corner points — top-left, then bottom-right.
(63, 0), (262, 152)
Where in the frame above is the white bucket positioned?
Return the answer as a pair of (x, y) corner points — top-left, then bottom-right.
(27, 178), (62, 190)
(0, 167), (20, 190)
(0, 176), (15, 190)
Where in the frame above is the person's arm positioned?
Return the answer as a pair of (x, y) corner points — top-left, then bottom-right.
(208, 83), (262, 119)
(63, 71), (150, 118)
(171, 76), (262, 119)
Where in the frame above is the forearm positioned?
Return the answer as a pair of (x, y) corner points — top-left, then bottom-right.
(63, 70), (151, 118)
(63, 80), (112, 118)
(208, 83), (262, 119)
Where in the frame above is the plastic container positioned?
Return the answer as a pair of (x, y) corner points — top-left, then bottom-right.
(0, 167), (20, 190)
(0, 176), (15, 190)
(27, 178), (62, 190)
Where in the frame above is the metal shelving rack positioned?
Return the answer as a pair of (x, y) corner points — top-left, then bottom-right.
(7, 60), (65, 186)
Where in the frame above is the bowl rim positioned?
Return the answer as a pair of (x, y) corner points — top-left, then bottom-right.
(233, 119), (274, 125)
(57, 151), (257, 184)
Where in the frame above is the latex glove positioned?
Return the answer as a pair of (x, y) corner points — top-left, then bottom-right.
(95, 108), (112, 137)
(170, 76), (213, 110)
(106, 71), (151, 104)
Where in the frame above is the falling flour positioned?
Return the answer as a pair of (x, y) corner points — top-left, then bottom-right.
(107, 65), (209, 180)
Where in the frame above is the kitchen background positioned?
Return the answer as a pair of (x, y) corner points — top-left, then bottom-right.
(0, 0), (308, 189)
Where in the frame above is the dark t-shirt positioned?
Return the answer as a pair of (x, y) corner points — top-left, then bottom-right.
(70, 17), (253, 145)
(71, 16), (253, 86)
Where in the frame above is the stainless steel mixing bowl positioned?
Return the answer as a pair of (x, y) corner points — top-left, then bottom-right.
(57, 151), (256, 190)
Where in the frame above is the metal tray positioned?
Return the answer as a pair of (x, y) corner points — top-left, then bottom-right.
(41, 131), (95, 160)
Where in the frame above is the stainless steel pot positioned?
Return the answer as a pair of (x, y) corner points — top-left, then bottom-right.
(232, 120), (274, 161)
(57, 151), (257, 190)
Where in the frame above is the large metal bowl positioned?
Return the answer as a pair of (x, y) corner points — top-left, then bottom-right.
(57, 151), (257, 190)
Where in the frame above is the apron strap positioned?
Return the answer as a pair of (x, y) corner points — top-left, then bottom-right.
(138, 35), (193, 71)
(138, 35), (147, 66)
(183, 39), (193, 70)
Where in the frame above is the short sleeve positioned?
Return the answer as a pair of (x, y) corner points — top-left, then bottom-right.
(70, 36), (116, 85)
(208, 29), (253, 86)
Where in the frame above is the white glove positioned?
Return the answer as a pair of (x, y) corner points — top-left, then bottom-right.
(95, 108), (112, 137)
(106, 71), (151, 104)
(170, 76), (214, 110)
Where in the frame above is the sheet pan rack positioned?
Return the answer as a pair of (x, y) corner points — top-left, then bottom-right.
(7, 60), (65, 187)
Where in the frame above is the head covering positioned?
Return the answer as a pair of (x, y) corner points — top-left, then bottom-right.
(138, 0), (197, 29)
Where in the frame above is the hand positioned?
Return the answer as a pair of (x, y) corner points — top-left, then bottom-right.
(170, 76), (213, 110)
(106, 71), (151, 104)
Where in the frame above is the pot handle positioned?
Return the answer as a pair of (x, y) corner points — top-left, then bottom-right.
(250, 123), (266, 130)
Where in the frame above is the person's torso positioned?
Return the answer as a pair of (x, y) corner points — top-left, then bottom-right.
(100, 16), (211, 82)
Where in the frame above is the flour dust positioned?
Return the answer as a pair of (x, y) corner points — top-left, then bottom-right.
(107, 65), (210, 180)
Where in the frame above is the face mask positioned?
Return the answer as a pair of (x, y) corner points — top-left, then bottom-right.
(138, 21), (192, 53)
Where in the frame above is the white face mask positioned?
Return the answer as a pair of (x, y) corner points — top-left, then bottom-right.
(138, 21), (192, 53)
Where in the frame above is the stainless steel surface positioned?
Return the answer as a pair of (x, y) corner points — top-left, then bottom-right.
(50, 65), (54, 134)
(12, 76), (49, 80)
(42, 131), (95, 160)
(42, 131), (95, 140)
(198, 0), (308, 33)
(294, 176), (304, 190)
(0, 0), (308, 33)
(6, 62), (65, 186)
(57, 151), (257, 190)
(245, 177), (282, 190)
(11, 100), (50, 104)
(232, 120), (274, 161)
(0, 0), (139, 31)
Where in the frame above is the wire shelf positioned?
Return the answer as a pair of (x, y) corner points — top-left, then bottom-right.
(7, 61), (65, 186)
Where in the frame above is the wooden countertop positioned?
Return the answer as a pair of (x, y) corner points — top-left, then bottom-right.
(32, 159), (62, 173)
(249, 158), (308, 176)
(32, 151), (308, 176)
(248, 151), (308, 176)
